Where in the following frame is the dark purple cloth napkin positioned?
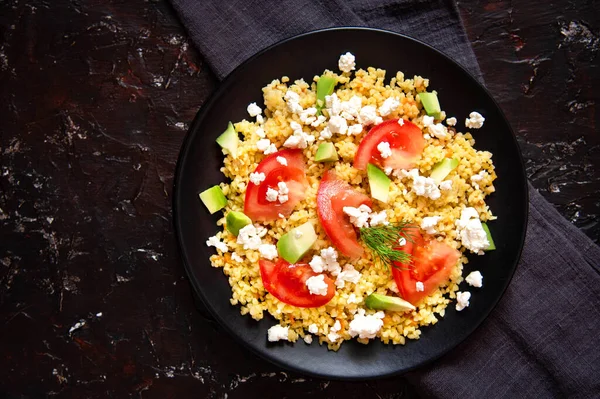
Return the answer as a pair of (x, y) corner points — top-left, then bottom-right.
(170, 0), (600, 396)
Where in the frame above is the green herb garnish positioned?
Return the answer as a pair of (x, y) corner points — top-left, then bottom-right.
(359, 222), (414, 270)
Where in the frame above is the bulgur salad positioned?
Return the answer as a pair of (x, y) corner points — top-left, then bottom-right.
(199, 52), (496, 351)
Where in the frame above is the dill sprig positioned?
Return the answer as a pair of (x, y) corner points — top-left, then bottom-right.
(359, 221), (414, 270)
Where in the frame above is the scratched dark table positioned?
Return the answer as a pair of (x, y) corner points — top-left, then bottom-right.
(0, 0), (598, 397)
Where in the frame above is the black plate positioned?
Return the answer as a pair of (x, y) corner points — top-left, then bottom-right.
(173, 28), (528, 380)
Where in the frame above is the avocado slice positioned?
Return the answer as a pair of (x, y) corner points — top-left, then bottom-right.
(199, 185), (227, 214)
(216, 122), (239, 158)
(481, 222), (496, 251)
(429, 158), (459, 184)
(277, 221), (318, 264)
(365, 293), (415, 312)
(226, 211), (252, 236)
(314, 142), (339, 162)
(316, 75), (337, 115)
(418, 92), (441, 119)
(367, 163), (391, 203)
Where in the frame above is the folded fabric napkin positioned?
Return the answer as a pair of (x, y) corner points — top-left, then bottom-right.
(170, 0), (600, 396)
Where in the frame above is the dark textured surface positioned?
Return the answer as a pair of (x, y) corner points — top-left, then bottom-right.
(0, 0), (597, 397)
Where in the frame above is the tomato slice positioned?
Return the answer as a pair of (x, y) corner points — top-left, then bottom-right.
(354, 119), (425, 171)
(259, 259), (335, 308)
(244, 149), (308, 222)
(316, 170), (372, 258)
(392, 230), (461, 305)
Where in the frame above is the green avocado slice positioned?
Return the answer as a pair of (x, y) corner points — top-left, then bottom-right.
(316, 75), (337, 115)
(277, 222), (318, 264)
(315, 142), (339, 162)
(365, 293), (416, 312)
(199, 186), (227, 214)
(226, 211), (252, 236)
(429, 158), (459, 184)
(367, 163), (391, 203)
(418, 92), (442, 119)
(216, 122), (239, 158)
(481, 222), (496, 251)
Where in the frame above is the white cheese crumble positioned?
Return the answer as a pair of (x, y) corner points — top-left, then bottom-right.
(358, 105), (378, 126)
(236, 224), (267, 250)
(231, 252), (244, 263)
(340, 96), (362, 121)
(347, 293), (360, 304)
(277, 181), (289, 203)
(343, 204), (372, 228)
(299, 107), (317, 125)
(465, 111), (485, 129)
(266, 187), (279, 202)
(439, 180), (453, 191)
(255, 127), (266, 138)
(470, 170), (487, 189)
(206, 235), (228, 252)
(384, 167), (393, 176)
(416, 281), (425, 292)
(456, 207), (490, 255)
(398, 237), (407, 246)
(308, 323), (319, 334)
(320, 127), (333, 140)
(347, 124), (363, 135)
(369, 210), (389, 227)
(338, 52), (356, 73)
(309, 247), (341, 275)
(398, 168), (442, 200)
(256, 115), (264, 124)
(247, 102), (262, 117)
(348, 308), (385, 339)
(377, 141), (392, 158)
(420, 216), (442, 235)
(466, 271), (483, 288)
(422, 115), (435, 127)
(428, 123), (448, 139)
(446, 117), (457, 126)
(328, 332), (340, 342)
(397, 118), (405, 126)
(276, 156), (288, 166)
(328, 115), (348, 135)
(389, 281), (399, 293)
(257, 138), (277, 154)
(332, 320), (341, 332)
(335, 264), (361, 288)
(284, 90), (303, 114)
(456, 291), (471, 311)
(378, 97), (399, 116)
(267, 324), (289, 342)
(303, 334), (313, 344)
(249, 172), (266, 185)
(258, 244), (278, 260)
(325, 93), (341, 116)
(284, 121), (315, 149)
(306, 274), (329, 296)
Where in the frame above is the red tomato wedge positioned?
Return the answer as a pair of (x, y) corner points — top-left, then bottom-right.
(316, 170), (372, 258)
(354, 119), (425, 171)
(244, 149), (308, 222)
(392, 230), (461, 305)
(259, 259), (335, 308)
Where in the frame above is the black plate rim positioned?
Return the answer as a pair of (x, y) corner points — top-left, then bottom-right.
(172, 26), (529, 380)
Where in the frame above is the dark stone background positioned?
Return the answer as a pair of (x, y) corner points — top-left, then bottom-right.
(0, 0), (597, 397)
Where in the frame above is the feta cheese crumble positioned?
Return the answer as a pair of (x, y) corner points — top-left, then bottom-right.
(378, 97), (399, 116)
(465, 111), (485, 129)
(237, 224), (267, 250)
(428, 123), (448, 139)
(456, 291), (471, 311)
(255, 127), (266, 138)
(338, 52), (356, 73)
(358, 105), (378, 125)
(347, 293), (360, 304)
(247, 102), (262, 117)
(398, 237), (407, 246)
(465, 271), (483, 288)
(397, 118), (405, 126)
(231, 252), (244, 263)
(420, 216), (442, 235)
(299, 107), (317, 125)
(422, 115), (435, 127)
(206, 235), (228, 252)
(284, 90), (303, 114)
(267, 324), (290, 342)
(328, 115), (348, 135)
(276, 156), (288, 166)
(343, 204), (372, 228)
(416, 281), (424, 292)
(446, 117), (457, 126)
(456, 207), (490, 255)
(335, 264), (361, 288)
(258, 244), (278, 260)
(266, 187), (279, 202)
(347, 124), (363, 135)
(306, 274), (329, 296)
(399, 168), (442, 200)
(257, 138), (277, 154)
(369, 210), (389, 227)
(309, 247), (341, 275)
(249, 172), (266, 185)
(308, 323), (319, 334)
(377, 141), (392, 158)
(303, 335), (313, 344)
(348, 308), (385, 339)
(284, 121), (315, 149)
(439, 179), (453, 191)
